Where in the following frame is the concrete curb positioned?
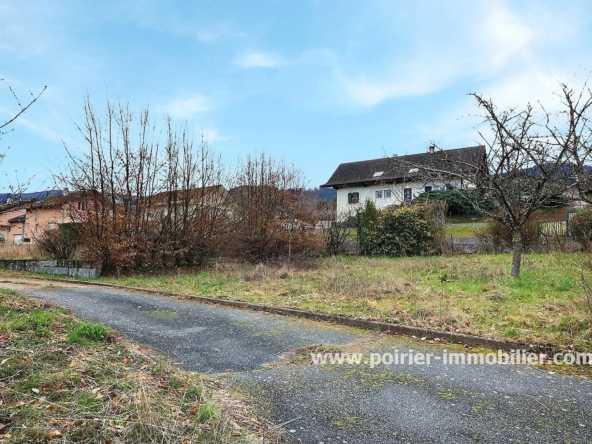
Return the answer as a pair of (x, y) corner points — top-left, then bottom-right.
(25, 275), (559, 354)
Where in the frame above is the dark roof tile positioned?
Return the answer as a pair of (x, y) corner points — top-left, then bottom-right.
(321, 146), (486, 188)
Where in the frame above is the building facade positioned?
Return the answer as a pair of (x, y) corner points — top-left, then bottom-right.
(321, 146), (486, 219)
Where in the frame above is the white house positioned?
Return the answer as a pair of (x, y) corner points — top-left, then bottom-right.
(320, 145), (486, 219)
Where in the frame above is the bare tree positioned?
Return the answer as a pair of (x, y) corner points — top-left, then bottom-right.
(0, 80), (46, 194)
(318, 200), (352, 256)
(397, 85), (592, 277)
(154, 129), (232, 266)
(230, 153), (317, 260)
(1, 80), (46, 143)
(58, 96), (231, 273)
(554, 82), (592, 205)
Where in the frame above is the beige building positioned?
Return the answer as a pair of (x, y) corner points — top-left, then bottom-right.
(0, 190), (84, 245)
(0, 207), (27, 244)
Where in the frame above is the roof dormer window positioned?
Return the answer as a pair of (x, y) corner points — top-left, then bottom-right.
(373, 171), (384, 177)
(408, 168), (419, 174)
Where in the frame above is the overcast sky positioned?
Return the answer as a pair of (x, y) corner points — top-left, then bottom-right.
(1, 0), (591, 190)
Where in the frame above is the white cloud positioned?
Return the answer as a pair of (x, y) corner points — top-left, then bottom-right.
(412, 67), (587, 151)
(12, 115), (63, 142)
(325, 1), (569, 109)
(234, 51), (284, 69)
(338, 69), (440, 108)
(109, 1), (247, 44)
(202, 127), (231, 143)
(168, 21), (247, 44)
(478, 3), (533, 72)
(195, 22), (247, 43)
(160, 95), (211, 119)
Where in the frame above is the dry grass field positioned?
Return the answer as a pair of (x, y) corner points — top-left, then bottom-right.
(93, 253), (592, 350)
(0, 244), (45, 260)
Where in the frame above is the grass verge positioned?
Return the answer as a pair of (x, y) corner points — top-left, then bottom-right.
(444, 224), (482, 238)
(85, 253), (592, 350)
(0, 289), (262, 443)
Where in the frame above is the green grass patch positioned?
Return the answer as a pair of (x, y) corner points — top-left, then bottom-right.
(445, 223), (483, 238)
(0, 289), (260, 442)
(67, 322), (111, 344)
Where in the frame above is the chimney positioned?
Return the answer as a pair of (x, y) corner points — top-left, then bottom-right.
(428, 144), (435, 154)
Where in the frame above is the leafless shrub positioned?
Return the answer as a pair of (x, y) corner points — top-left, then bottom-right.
(35, 224), (81, 260)
(58, 97), (231, 274)
(318, 204), (353, 256)
(230, 153), (320, 260)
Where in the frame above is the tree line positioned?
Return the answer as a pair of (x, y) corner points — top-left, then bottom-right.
(51, 97), (319, 274)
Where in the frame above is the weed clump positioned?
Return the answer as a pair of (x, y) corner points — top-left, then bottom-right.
(67, 322), (111, 344)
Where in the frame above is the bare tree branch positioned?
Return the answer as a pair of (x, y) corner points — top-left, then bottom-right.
(396, 83), (592, 277)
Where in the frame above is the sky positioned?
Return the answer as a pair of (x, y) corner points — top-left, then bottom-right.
(1, 0), (592, 191)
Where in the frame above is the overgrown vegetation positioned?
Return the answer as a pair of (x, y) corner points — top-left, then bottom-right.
(0, 289), (260, 443)
(358, 202), (445, 257)
(36, 223), (81, 260)
(228, 153), (318, 260)
(413, 190), (486, 218)
(362, 206), (436, 257)
(570, 209), (592, 250)
(88, 253), (591, 350)
(57, 99), (319, 274)
(475, 218), (540, 253)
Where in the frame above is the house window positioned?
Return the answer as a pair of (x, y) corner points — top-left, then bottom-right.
(384, 190), (392, 198)
(48, 222), (57, 230)
(347, 192), (359, 204)
(425, 186), (432, 192)
(445, 184), (452, 191)
(404, 188), (412, 202)
(77, 201), (87, 211)
(375, 190), (383, 199)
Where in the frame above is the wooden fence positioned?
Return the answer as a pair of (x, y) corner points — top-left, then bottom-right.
(538, 210), (577, 237)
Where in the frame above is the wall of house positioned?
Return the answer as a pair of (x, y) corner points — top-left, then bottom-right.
(335, 180), (459, 219)
(0, 198), (83, 245)
(0, 208), (26, 244)
(24, 206), (68, 241)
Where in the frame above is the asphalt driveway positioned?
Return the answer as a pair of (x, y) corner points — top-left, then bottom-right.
(5, 279), (592, 444)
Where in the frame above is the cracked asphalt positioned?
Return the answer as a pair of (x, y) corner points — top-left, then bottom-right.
(5, 279), (592, 444)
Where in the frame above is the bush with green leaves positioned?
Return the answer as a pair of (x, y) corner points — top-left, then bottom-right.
(413, 190), (487, 218)
(356, 200), (379, 254)
(362, 205), (436, 257)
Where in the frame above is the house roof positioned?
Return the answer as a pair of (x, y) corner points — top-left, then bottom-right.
(320, 146), (487, 188)
(151, 185), (226, 204)
(228, 185), (291, 207)
(7, 214), (26, 223)
(0, 189), (63, 205)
